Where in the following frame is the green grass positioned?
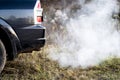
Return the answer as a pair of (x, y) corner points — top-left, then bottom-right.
(1, 45), (120, 80)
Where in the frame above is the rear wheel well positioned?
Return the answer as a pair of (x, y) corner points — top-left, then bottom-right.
(0, 27), (14, 60)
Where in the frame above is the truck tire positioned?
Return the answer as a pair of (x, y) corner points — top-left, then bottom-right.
(0, 40), (6, 73)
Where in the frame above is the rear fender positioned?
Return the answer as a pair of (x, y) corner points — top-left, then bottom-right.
(0, 18), (21, 60)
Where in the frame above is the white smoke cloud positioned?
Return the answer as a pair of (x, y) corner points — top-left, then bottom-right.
(47, 0), (120, 68)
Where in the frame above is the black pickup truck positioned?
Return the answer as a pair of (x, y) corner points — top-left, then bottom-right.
(0, 0), (45, 73)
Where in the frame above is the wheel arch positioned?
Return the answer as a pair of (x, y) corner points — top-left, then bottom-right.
(0, 18), (22, 60)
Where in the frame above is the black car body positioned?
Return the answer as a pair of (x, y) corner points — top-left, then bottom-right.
(0, 0), (45, 60)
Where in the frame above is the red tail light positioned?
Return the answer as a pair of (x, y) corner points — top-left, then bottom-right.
(37, 1), (41, 9)
(37, 16), (42, 22)
(34, 0), (43, 24)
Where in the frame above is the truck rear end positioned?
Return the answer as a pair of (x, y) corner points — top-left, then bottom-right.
(0, 0), (46, 53)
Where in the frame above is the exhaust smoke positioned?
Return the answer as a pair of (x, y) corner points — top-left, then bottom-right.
(46, 0), (120, 68)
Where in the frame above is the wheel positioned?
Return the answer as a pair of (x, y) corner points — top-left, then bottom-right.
(0, 40), (6, 73)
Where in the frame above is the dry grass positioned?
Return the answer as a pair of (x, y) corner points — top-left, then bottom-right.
(0, 45), (120, 80)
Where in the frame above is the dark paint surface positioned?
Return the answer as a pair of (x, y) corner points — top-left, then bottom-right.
(0, 0), (45, 52)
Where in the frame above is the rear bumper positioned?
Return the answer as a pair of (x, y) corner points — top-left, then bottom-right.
(21, 38), (46, 52)
(15, 25), (46, 52)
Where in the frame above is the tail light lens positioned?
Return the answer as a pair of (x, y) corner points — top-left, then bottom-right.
(34, 0), (43, 24)
(37, 16), (43, 22)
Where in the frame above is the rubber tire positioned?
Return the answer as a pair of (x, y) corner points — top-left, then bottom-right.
(0, 40), (6, 73)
